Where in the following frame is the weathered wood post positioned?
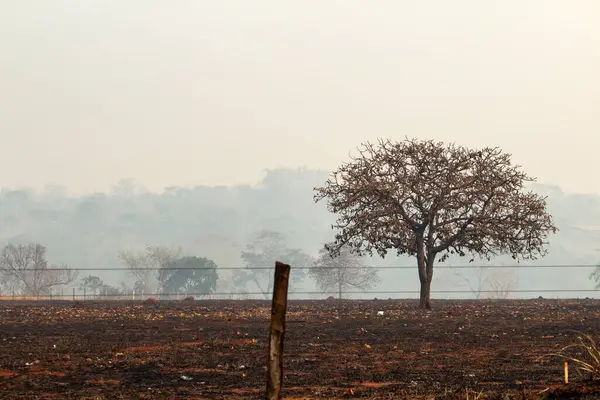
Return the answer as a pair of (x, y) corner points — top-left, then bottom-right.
(266, 261), (291, 400)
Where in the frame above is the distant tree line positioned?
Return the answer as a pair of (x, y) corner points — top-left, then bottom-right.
(0, 138), (563, 307)
(0, 233), (382, 300)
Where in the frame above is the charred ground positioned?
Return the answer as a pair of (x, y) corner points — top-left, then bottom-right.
(0, 299), (599, 399)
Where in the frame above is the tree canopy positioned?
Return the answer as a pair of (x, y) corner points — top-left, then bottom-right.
(315, 138), (557, 308)
(309, 245), (380, 299)
(235, 230), (313, 298)
(79, 275), (104, 297)
(118, 245), (182, 295)
(159, 256), (219, 297)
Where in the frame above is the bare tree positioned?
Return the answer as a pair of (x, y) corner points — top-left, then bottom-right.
(487, 270), (518, 299)
(451, 264), (518, 300)
(235, 230), (312, 299)
(118, 245), (182, 295)
(452, 265), (490, 300)
(0, 243), (78, 297)
(314, 138), (557, 309)
(309, 245), (380, 299)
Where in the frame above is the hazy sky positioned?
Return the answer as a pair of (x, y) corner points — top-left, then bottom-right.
(1, 1), (599, 195)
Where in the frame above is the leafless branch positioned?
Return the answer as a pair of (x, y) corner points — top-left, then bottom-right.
(0, 243), (78, 296)
(118, 245), (182, 294)
(308, 245), (380, 299)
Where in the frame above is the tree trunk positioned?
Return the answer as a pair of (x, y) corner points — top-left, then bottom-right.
(419, 276), (432, 309)
(416, 237), (435, 310)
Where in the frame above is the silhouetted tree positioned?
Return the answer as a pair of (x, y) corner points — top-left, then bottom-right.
(315, 138), (557, 309)
(79, 275), (104, 298)
(309, 245), (380, 299)
(159, 256), (218, 297)
(0, 243), (78, 297)
(98, 283), (125, 299)
(450, 263), (517, 300)
(235, 230), (312, 298)
(118, 245), (181, 295)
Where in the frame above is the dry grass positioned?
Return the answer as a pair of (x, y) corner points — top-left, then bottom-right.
(553, 331), (600, 379)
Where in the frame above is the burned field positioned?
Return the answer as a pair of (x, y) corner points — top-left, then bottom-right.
(0, 299), (599, 399)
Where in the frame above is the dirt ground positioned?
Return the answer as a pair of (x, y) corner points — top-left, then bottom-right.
(1, 299), (600, 399)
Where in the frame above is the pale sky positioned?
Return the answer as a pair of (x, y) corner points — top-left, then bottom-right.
(1, 1), (599, 195)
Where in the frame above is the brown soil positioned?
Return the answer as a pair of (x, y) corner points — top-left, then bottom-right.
(0, 299), (599, 399)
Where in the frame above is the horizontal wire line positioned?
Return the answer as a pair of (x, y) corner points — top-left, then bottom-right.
(7, 289), (600, 297)
(5, 264), (599, 271)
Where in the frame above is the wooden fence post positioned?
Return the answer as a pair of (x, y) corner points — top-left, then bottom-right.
(266, 261), (291, 400)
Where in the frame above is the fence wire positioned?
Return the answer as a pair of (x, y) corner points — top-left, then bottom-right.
(1, 264), (598, 300)
(7, 264), (600, 271)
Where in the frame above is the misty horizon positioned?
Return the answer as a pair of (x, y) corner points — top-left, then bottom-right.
(1, 1), (599, 196)
(1, 1), (599, 301)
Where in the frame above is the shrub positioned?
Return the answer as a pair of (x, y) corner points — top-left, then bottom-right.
(144, 297), (158, 304)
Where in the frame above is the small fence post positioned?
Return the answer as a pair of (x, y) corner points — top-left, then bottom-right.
(72, 287), (75, 301)
(266, 261), (291, 400)
(11, 287), (15, 300)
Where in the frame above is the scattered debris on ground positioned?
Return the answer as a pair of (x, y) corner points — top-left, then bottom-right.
(0, 299), (598, 399)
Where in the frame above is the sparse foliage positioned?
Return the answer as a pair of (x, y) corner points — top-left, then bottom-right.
(315, 138), (557, 309)
(98, 283), (125, 299)
(119, 281), (134, 296)
(0, 273), (14, 295)
(0, 243), (78, 297)
(159, 256), (219, 297)
(309, 245), (380, 299)
(589, 265), (600, 289)
(79, 275), (104, 298)
(235, 230), (313, 299)
(487, 270), (518, 299)
(118, 245), (182, 295)
(452, 266), (490, 300)
(452, 265), (517, 300)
